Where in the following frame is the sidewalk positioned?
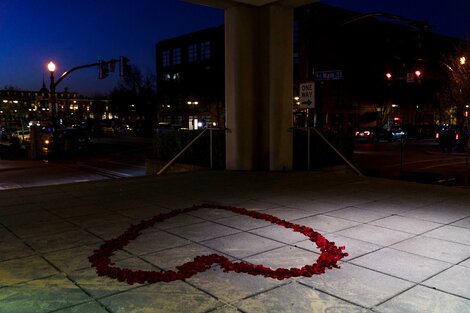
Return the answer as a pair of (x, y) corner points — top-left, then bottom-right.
(0, 159), (44, 172)
(0, 170), (469, 312)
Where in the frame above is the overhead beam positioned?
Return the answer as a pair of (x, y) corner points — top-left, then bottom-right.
(183, 0), (315, 8)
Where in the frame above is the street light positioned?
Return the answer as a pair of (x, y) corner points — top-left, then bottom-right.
(47, 61), (56, 73)
(47, 61), (57, 122)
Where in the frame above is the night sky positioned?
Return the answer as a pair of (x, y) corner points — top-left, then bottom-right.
(0, 0), (224, 96)
(323, 0), (470, 39)
(1, 0), (468, 96)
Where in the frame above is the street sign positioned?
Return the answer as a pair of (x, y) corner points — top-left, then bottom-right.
(299, 82), (315, 109)
(406, 72), (415, 83)
(314, 70), (343, 81)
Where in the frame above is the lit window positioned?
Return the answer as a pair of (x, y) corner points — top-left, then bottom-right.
(200, 41), (211, 60)
(188, 44), (198, 62)
(173, 48), (181, 65)
(162, 50), (170, 67)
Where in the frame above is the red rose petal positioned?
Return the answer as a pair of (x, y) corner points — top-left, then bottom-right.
(89, 203), (348, 284)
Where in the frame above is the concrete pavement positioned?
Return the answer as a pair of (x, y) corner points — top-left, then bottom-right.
(0, 169), (469, 312)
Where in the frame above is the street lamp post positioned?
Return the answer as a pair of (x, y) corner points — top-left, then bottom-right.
(45, 57), (129, 128)
(47, 61), (57, 123)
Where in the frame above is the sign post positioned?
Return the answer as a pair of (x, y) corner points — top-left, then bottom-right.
(299, 82), (315, 170)
(299, 82), (315, 109)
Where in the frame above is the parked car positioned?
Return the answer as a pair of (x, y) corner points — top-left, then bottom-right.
(42, 127), (91, 158)
(373, 128), (394, 142)
(354, 127), (394, 143)
(99, 121), (115, 135)
(132, 120), (156, 137)
(155, 122), (177, 133)
(28, 120), (41, 127)
(391, 126), (407, 141)
(114, 123), (133, 135)
(15, 130), (31, 143)
(354, 128), (375, 142)
(436, 125), (470, 152)
(0, 127), (18, 141)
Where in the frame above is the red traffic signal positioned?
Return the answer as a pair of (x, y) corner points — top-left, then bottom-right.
(385, 72), (392, 80)
(414, 70), (422, 78)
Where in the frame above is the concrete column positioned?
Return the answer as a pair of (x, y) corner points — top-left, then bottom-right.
(265, 4), (294, 171)
(184, 0), (307, 170)
(225, 3), (293, 170)
(225, 5), (265, 170)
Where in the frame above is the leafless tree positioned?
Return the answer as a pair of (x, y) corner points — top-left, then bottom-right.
(443, 40), (470, 126)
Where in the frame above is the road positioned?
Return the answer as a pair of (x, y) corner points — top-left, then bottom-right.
(353, 138), (470, 187)
(0, 136), (152, 190)
(1, 136), (469, 190)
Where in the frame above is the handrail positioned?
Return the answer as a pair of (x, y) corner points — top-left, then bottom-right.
(156, 128), (227, 176)
(157, 128), (209, 175)
(293, 127), (363, 176)
(157, 127), (362, 176)
(311, 128), (363, 176)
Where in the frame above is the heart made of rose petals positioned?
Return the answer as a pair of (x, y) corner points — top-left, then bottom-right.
(89, 203), (348, 285)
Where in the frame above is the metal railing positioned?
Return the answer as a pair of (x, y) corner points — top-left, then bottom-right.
(295, 127), (363, 176)
(157, 128), (223, 175)
(157, 126), (361, 176)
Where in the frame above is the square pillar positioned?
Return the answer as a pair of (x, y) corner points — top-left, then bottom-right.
(225, 2), (294, 170)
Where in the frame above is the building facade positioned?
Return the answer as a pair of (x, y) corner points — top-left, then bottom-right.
(156, 25), (225, 129)
(155, 3), (459, 134)
(0, 86), (112, 128)
(295, 3), (458, 134)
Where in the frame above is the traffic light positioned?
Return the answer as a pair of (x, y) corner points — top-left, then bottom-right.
(414, 69), (422, 83)
(109, 59), (116, 73)
(385, 72), (392, 80)
(120, 56), (130, 77)
(98, 60), (109, 79)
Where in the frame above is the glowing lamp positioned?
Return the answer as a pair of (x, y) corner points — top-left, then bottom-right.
(47, 61), (56, 73)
